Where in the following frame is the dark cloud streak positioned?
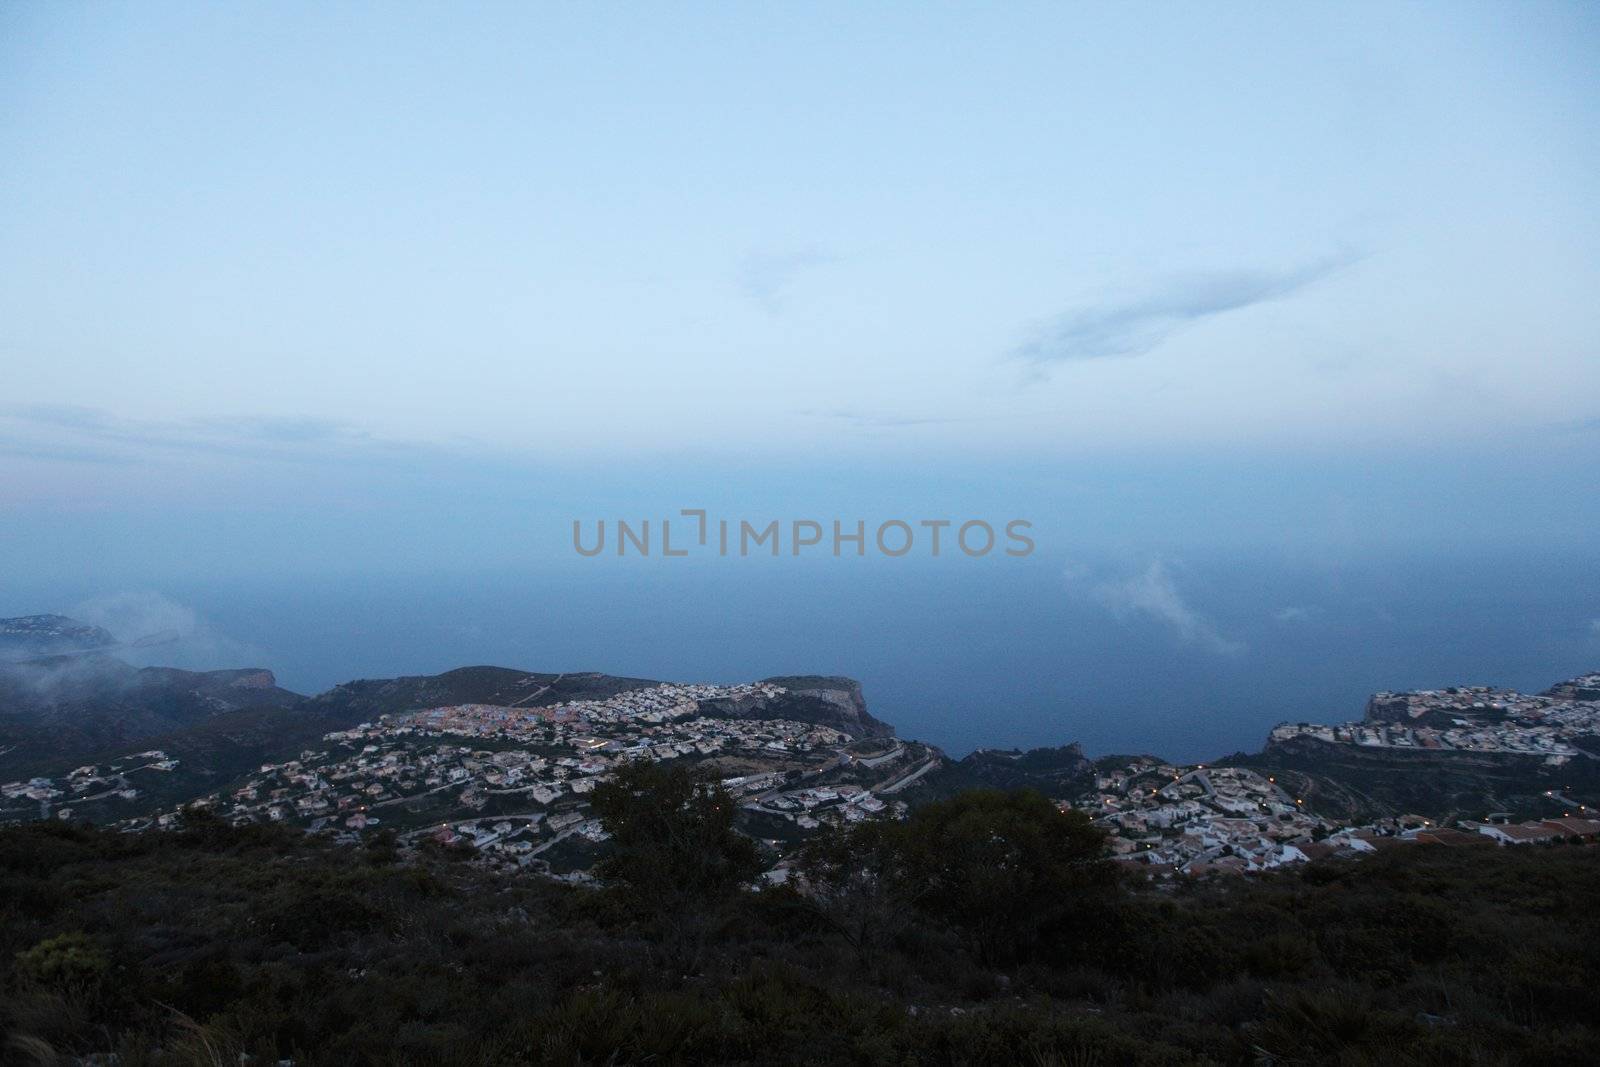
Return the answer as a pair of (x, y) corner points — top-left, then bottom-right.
(1013, 253), (1360, 368)
(0, 405), (386, 466)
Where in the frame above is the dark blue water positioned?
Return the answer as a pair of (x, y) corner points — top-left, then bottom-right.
(6, 546), (1597, 763)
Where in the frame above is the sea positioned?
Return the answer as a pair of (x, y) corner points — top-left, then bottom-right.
(8, 544), (1596, 765)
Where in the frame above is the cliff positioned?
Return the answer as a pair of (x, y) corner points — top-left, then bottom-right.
(696, 675), (893, 739)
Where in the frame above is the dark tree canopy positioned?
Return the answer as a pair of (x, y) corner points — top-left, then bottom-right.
(5, 792), (1599, 1063)
(803, 788), (1119, 964)
(589, 760), (762, 901)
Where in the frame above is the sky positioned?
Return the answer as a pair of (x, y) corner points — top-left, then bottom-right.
(1, 4), (1598, 751)
(3, 2), (1597, 461)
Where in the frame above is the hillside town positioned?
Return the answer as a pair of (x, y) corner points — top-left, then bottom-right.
(7, 674), (1599, 882)
(1269, 681), (1600, 762)
(1068, 676), (1600, 877)
(92, 681), (938, 875)
(0, 749), (178, 822)
(1083, 759), (1333, 875)
(1083, 752), (1600, 877)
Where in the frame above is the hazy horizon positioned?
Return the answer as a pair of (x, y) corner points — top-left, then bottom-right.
(6, 537), (1598, 764)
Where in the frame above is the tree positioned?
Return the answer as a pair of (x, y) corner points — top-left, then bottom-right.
(799, 789), (1119, 966)
(796, 815), (921, 966)
(590, 761), (764, 973)
(895, 788), (1118, 963)
(589, 761), (762, 901)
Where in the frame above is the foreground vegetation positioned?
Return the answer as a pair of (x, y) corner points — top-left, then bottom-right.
(3, 771), (1598, 1064)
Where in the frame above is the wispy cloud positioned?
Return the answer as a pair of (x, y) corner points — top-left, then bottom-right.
(0, 430), (127, 465)
(0, 405), (383, 465)
(0, 592), (270, 704)
(71, 591), (268, 670)
(217, 415), (371, 444)
(739, 247), (834, 314)
(1068, 560), (1243, 655)
(1013, 253), (1359, 369)
(799, 408), (967, 430)
(1274, 605), (1318, 624)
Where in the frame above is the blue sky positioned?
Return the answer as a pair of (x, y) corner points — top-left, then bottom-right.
(4, 2), (1597, 459)
(2, 3), (1597, 602)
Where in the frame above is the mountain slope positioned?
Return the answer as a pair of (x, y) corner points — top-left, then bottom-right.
(304, 666), (661, 720)
(0, 655), (302, 776)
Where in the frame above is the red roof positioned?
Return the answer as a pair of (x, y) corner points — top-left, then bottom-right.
(1492, 823), (1560, 841)
(1413, 828), (1492, 846)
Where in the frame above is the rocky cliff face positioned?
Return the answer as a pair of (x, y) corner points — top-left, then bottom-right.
(693, 675), (893, 739)
(227, 669), (278, 690)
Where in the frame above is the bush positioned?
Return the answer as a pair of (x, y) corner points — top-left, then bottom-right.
(14, 932), (109, 989)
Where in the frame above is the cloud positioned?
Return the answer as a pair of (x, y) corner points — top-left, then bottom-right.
(1068, 561), (1244, 655)
(1060, 560), (1094, 585)
(0, 405), (387, 466)
(1589, 618), (1600, 638)
(1554, 415), (1600, 434)
(1013, 253), (1359, 368)
(739, 248), (834, 313)
(72, 591), (202, 643)
(1274, 605), (1318, 623)
(0, 431), (127, 464)
(799, 407), (967, 430)
(70, 591), (264, 669)
(0, 593), (269, 702)
(208, 414), (371, 444)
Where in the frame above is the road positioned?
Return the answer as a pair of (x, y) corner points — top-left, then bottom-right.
(508, 673), (566, 708)
(526, 820), (590, 858)
(877, 756), (940, 795)
(371, 779), (460, 808)
(741, 747), (856, 805)
(857, 743), (905, 769)
(397, 809), (549, 847)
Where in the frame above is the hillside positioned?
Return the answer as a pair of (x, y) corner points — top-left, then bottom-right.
(1243, 735), (1600, 822)
(1, 663), (902, 828)
(6, 650), (1599, 858)
(3, 808), (1597, 1064)
(912, 744), (1094, 800)
(0, 655), (302, 776)
(305, 666), (662, 721)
